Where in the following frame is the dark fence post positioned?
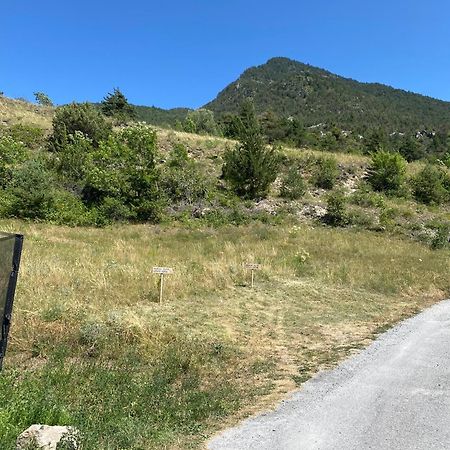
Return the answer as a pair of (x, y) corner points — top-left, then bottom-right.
(0, 233), (24, 370)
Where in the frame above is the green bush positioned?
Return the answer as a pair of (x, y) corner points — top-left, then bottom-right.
(55, 131), (93, 187)
(312, 155), (339, 190)
(222, 100), (280, 199)
(83, 125), (162, 222)
(7, 157), (55, 219)
(350, 184), (385, 208)
(323, 189), (348, 226)
(48, 103), (112, 151)
(280, 167), (307, 199)
(347, 208), (375, 228)
(183, 109), (220, 135)
(1, 124), (46, 149)
(367, 151), (407, 194)
(161, 163), (211, 204)
(430, 223), (450, 250)
(398, 135), (425, 162)
(0, 136), (28, 187)
(412, 164), (450, 205)
(168, 143), (189, 167)
(45, 190), (95, 226)
(96, 197), (136, 224)
(443, 153), (450, 168)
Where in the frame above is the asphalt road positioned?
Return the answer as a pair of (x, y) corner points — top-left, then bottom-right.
(209, 299), (450, 450)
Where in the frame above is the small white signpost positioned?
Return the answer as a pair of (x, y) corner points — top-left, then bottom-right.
(152, 267), (174, 303)
(244, 263), (261, 288)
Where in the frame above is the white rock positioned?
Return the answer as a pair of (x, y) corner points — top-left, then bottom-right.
(16, 424), (80, 450)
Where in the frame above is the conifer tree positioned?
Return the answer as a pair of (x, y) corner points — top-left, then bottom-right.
(101, 88), (136, 123)
(222, 99), (280, 199)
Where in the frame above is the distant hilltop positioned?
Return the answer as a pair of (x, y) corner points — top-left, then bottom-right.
(205, 57), (450, 133)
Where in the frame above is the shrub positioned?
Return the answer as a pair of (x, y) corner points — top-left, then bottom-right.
(323, 189), (348, 226)
(347, 208), (375, 228)
(0, 136), (28, 187)
(366, 151), (407, 194)
(55, 131), (93, 187)
(168, 143), (189, 167)
(312, 155), (338, 190)
(412, 164), (450, 205)
(430, 223), (450, 250)
(183, 109), (219, 135)
(222, 100), (280, 199)
(280, 167), (307, 199)
(2, 124), (46, 149)
(161, 163), (211, 204)
(292, 249), (310, 275)
(379, 206), (398, 230)
(350, 184), (385, 208)
(7, 157), (55, 219)
(48, 103), (112, 151)
(96, 197), (136, 223)
(45, 190), (95, 226)
(443, 152), (450, 168)
(83, 125), (161, 222)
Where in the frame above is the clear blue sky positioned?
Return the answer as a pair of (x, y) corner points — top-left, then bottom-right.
(2, 0), (450, 108)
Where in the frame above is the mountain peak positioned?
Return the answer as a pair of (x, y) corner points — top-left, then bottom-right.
(205, 57), (450, 132)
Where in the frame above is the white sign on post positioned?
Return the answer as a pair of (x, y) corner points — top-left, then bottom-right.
(152, 267), (174, 275)
(244, 263), (261, 288)
(152, 267), (174, 303)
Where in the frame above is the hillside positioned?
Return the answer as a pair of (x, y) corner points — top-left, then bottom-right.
(0, 96), (449, 448)
(205, 57), (450, 133)
(134, 105), (192, 128)
(0, 95), (53, 130)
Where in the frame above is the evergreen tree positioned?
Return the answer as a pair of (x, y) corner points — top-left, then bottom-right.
(364, 129), (387, 154)
(398, 135), (424, 162)
(222, 99), (280, 199)
(101, 88), (136, 123)
(34, 92), (53, 106)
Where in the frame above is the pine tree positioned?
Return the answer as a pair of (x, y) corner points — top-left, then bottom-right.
(101, 88), (136, 123)
(222, 99), (280, 199)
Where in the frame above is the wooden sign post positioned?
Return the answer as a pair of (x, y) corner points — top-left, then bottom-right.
(152, 267), (174, 303)
(244, 263), (261, 288)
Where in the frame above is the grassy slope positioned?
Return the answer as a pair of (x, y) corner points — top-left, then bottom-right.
(0, 96), (54, 130)
(0, 220), (449, 448)
(0, 98), (449, 448)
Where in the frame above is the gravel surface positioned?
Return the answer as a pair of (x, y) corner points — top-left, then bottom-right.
(209, 299), (450, 450)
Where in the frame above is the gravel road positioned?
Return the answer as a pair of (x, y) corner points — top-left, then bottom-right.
(209, 299), (450, 450)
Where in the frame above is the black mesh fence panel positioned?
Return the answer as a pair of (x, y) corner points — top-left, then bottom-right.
(0, 233), (23, 369)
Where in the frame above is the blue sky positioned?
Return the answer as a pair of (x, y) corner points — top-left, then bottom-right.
(2, 0), (450, 108)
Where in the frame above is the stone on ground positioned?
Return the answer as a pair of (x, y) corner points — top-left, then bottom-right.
(16, 425), (80, 450)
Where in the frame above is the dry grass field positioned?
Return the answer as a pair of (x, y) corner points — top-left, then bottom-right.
(0, 219), (448, 448)
(0, 96), (53, 130)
